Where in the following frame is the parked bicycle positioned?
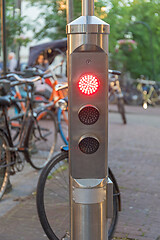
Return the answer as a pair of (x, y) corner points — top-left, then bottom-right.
(9, 69), (69, 147)
(123, 82), (143, 106)
(123, 78), (160, 109)
(36, 146), (121, 240)
(136, 79), (160, 109)
(108, 70), (127, 124)
(29, 69), (69, 146)
(19, 66), (68, 124)
(0, 74), (57, 200)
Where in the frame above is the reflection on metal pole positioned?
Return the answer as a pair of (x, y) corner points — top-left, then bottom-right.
(66, 0), (73, 24)
(82, 0), (94, 16)
(1, 0), (7, 75)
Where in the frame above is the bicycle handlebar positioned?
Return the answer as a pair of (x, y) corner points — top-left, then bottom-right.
(136, 79), (156, 85)
(109, 70), (121, 75)
(55, 83), (68, 91)
(7, 71), (25, 76)
(6, 73), (44, 84)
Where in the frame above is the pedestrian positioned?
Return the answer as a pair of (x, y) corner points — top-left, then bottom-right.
(35, 54), (48, 71)
(8, 52), (17, 72)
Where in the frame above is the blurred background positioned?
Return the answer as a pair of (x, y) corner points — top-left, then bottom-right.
(0, 1), (160, 240)
(0, 0), (160, 82)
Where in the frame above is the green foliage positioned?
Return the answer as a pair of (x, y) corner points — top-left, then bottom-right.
(0, 0), (31, 51)
(103, 0), (160, 80)
(29, 0), (160, 80)
(29, 0), (108, 39)
(29, 0), (67, 40)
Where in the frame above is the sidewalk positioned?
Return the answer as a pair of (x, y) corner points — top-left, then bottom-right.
(0, 106), (160, 240)
(109, 106), (160, 240)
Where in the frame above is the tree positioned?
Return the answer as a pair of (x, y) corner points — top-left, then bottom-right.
(29, 0), (160, 80)
(0, 0), (31, 65)
(29, 0), (107, 40)
(29, 0), (67, 40)
(103, 0), (160, 80)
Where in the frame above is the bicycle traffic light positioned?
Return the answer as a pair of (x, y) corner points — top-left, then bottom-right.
(68, 47), (109, 179)
(67, 1), (111, 239)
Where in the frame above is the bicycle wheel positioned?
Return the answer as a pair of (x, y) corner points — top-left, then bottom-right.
(117, 98), (127, 124)
(108, 168), (119, 239)
(123, 89), (142, 106)
(26, 109), (58, 170)
(36, 151), (119, 240)
(0, 130), (11, 200)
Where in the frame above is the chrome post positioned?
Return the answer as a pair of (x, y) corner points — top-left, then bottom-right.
(82, 0), (94, 16)
(66, 0), (73, 23)
(66, 0), (110, 239)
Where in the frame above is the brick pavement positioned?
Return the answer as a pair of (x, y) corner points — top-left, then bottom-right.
(0, 105), (160, 240)
(109, 107), (160, 240)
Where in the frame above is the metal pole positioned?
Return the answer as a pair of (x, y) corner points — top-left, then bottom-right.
(67, 0), (110, 239)
(16, 0), (22, 70)
(1, 0), (7, 75)
(66, 0), (73, 24)
(82, 0), (94, 16)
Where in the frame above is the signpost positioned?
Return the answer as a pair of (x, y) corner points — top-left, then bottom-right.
(1, 0), (7, 75)
(67, 0), (111, 239)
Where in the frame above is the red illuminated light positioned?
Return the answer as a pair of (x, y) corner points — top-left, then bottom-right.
(78, 74), (99, 95)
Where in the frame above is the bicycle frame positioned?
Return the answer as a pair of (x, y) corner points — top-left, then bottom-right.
(4, 82), (49, 164)
(35, 76), (68, 126)
(14, 85), (26, 112)
(0, 104), (32, 172)
(3, 92), (33, 150)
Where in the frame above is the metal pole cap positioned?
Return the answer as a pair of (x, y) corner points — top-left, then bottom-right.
(67, 16), (110, 34)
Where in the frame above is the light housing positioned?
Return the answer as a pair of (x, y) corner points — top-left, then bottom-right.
(79, 136), (99, 154)
(78, 105), (99, 125)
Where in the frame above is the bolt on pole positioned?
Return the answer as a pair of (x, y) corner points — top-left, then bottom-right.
(66, 0), (111, 239)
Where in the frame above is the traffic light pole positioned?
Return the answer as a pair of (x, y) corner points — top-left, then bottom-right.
(66, 0), (73, 23)
(67, 0), (111, 239)
(82, 0), (94, 15)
